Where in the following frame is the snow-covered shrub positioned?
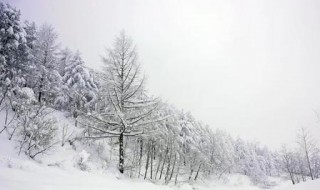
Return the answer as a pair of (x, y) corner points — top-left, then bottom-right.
(17, 87), (37, 103)
(0, 87), (37, 137)
(16, 104), (58, 159)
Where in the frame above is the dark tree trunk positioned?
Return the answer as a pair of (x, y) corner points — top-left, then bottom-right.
(194, 163), (202, 181)
(306, 152), (314, 180)
(144, 142), (151, 179)
(150, 140), (154, 179)
(290, 172), (295, 185)
(119, 132), (124, 173)
(169, 152), (177, 182)
(155, 153), (162, 179)
(138, 138), (143, 178)
(165, 147), (172, 183)
(159, 144), (169, 180)
(189, 169), (194, 181)
(38, 91), (42, 103)
(38, 77), (43, 103)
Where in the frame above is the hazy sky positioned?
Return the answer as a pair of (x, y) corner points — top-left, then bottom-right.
(7, 0), (320, 149)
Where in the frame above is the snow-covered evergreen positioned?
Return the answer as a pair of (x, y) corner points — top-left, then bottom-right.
(56, 51), (98, 121)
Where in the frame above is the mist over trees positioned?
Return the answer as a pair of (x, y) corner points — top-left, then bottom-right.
(0, 2), (319, 187)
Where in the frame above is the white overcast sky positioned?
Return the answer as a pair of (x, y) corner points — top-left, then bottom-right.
(7, 0), (320, 149)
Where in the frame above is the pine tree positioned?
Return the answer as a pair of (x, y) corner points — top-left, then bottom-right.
(0, 2), (30, 105)
(58, 51), (98, 124)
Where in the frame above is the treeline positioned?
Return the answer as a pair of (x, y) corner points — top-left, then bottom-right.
(0, 2), (319, 186)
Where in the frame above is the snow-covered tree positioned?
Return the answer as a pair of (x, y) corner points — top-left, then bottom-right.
(22, 21), (37, 87)
(81, 31), (164, 174)
(33, 24), (61, 103)
(57, 47), (73, 76)
(0, 2), (31, 106)
(57, 51), (98, 124)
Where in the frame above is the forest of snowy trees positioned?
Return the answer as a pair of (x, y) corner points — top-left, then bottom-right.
(1, 2), (320, 186)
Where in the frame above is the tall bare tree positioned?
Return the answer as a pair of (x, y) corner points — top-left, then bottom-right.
(281, 146), (296, 185)
(297, 127), (316, 180)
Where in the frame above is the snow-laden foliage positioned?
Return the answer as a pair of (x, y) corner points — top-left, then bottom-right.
(0, 3), (34, 110)
(32, 24), (61, 104)
(56, 51), (98, 122)
(0, 3), (28, 82)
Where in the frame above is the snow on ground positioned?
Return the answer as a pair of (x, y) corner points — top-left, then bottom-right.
(0, 162), (172, 190)
(2, 160), (320, 190)
(272, 179), (320, 190)
(0, 132), (261, 190)
(0, 141), (265, 190)
(0, 120), (169, 190)
(1, 110), (320, 190)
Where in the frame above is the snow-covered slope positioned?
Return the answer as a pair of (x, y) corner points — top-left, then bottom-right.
(1, 133), (320, 190)
(0, 163), (171, 190)
(0, 136), (260, 190)
(0, 130), (261, 190)
(1, 110), (319, 190)
(0, 164), (261, 190)
(0, 113), (170, 190)
(2, 157), (319, 190)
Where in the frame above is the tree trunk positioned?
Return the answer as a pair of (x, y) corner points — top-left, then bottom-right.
(150, 140), (154, 179)
(144, 142), (151, 179)
(189, 169), (194, 181)
(38, 77), (43, 103)
(155, 153), (162, 179)
(165, 147), (172, 184)
(119, 132), (124, 173)
(175, 158), (181, 185)
(169, 152), (177, 182)
(290, 172), (295, 185)
(138, 138), (143, 178)
(194, 163), (202, 181)
(38, 90), (42, 103)
(130, 139), (138, 178)
(306, 151), (314, 180)
(75, 116), (78, 127)
(159, 144), (169, 180)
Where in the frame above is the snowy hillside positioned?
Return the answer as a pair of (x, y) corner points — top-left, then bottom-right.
(0, 129), (253, 190)
(0, 111), (259, 190)
(1, 136), (320, 190)
(1, 112), (317, 190)
(1, 2), (320, 190)
(0, 114), (294, 190)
